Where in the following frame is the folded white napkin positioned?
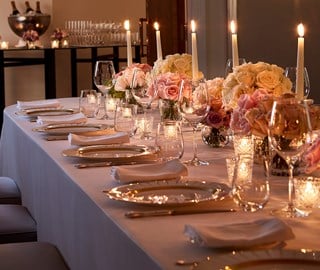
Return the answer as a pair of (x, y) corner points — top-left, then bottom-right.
(68, 132), (130, 146)
(36, 112), (87, 125)
(184, 216), (294, 248)
(17, 99), (61, 110)
(111, 159), (188, 183)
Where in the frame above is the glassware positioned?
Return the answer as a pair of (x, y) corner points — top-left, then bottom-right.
(268, 97), (312, 218)
(79, 89), (98, 118)
(94, 60), (115, 96)
(225, 58), (246, 76)
(155, 121), (184, 161)
(178, 79), (210, 166)
(114, 103), (137, 136)
(231, 154), (270, 212)
(134, 115), (154, 140)
(284, 66), (310, 99)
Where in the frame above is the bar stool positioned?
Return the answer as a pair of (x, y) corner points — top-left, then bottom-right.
(0, 204), (37, 244)
(0, 242), (69, 269)
(0, 177), (21, 204)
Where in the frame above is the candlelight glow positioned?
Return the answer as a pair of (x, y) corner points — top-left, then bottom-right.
(230, 20), (237, 34)
(298, 23), (304, 37)
(154, 22), (159, 31)
(124, 20), (130, 31)
(191, 20), (196, 33)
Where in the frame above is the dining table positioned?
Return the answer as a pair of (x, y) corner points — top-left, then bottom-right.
(1, 97), (320, 270)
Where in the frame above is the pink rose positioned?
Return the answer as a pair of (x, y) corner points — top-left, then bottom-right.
(304, 139), (320, 173)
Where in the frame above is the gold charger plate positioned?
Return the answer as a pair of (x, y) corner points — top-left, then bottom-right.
(194, 249), (320, 270)
(104, 180), (230, 206)
(33, 123), (111, 135)
(16, 108), (77, 117)
(62, 144), (156, 161)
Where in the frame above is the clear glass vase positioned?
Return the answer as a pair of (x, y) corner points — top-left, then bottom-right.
(201, 126), (229, 148)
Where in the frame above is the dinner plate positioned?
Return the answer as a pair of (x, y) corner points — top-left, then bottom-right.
(16, 108), (77, 118)
(104, 180), (230, 206)
(33, 123), (111, 135)
(194, 249), (320, 270)
(62, 144), (156, 161)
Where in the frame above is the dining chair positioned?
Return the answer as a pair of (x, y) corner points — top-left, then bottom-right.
(0, 177), (21, 204)
(0, 241), (69, 269)
(0, 204), (37, 244)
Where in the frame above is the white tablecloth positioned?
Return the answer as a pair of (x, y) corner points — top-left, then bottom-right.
(1, 98), (320, 270)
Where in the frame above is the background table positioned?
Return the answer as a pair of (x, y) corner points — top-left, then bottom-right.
(1, 98), (320, 269)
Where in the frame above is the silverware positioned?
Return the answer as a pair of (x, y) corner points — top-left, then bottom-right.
(46, 135), (68, 141)
(125, 208), (236, 218)
(75, 159), (158, 169)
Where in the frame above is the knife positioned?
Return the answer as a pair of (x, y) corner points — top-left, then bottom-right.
(125, 208), (236, 218)
(75, 159), (158, 168)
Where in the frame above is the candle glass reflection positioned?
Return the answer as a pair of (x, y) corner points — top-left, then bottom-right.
(294, 176), (320, 215)
(79, 89), (98, 118)
(232, 154), (270, 212)
(155, 121), (184, 161)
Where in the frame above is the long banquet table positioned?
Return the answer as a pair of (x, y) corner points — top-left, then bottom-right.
(1, 97), (320, 270)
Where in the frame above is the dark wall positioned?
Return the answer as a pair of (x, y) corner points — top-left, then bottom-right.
(236, 0), (320, 103)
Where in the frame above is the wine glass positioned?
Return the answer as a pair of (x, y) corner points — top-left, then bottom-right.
(225, 58), (246, 76)
(93, 61), (115, 95)
(284, 67), (310, 99)
(178, 79), (210, 166)
(268, 97), (312, 218)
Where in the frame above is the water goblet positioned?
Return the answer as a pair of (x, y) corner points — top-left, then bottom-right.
(155, 121), (184, 161)
(268, 97), (312, 218)
(178, 79), (210, 166)
(231, 154), (270, 212)
(284, 66), (310, 99)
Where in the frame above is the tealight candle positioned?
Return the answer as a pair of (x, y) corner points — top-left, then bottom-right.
(1, 41), (9, 49)
(296, 23), (305, 100)
(294, 176), (320, 212)
(122, 107), (132, 118)
(124, 20), (133, 66)
(51, 40), (59, 48)
(164, 125), (177, 139)
(230, 20), (239, 68)
(191, 20), (199, 81)
(87, 94), (97, 104)
(62, 39), (69, 48)
(106, 98), (117, 112)
(153, 22), (163, 61)
(233, 134), (254, 157)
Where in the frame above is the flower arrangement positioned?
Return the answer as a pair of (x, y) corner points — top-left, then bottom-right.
(222, 61), (292, 111)
(152, 53), (203, 80)
(51, 28), (68, 41)
(22, 30), (39, 42)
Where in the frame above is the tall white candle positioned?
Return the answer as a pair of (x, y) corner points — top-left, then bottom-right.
(296, 23), (305, 100)
(124, 20), (133, 67)
(153, 22), (163, 61)
(230, 20), (239, 68)
(191, 20), (199, 81)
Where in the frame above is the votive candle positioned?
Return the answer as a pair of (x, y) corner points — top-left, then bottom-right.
(1, 41), (9, 49)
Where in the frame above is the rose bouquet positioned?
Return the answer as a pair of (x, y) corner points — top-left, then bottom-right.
(22, 30), (39, 42)
(51, 28), (69, 41)
(147, 72), (192, 121)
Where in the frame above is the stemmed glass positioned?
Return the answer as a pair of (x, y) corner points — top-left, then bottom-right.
(178, 79), (210, 166)
(284, 67), (310, 99)
(268, 97), (312, 218)
(93, 60), (116, 119)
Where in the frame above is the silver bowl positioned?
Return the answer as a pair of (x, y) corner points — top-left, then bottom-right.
(8, 14), (51, 37)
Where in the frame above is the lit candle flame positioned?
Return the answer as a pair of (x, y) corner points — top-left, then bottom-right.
(298, 23), (304, 37)
(124, 20), (130, 31)
(230, 20), (237, 34)
(191, 20), (196, 33)
(154, 22), (159, 31)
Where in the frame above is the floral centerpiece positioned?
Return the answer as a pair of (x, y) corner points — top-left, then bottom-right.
(51, 28), (69, 47)
(147, 72), (192, 121)
(22, 30), (39, 49)
(111, 63), (152, 103)
(201, 77), (231, 147)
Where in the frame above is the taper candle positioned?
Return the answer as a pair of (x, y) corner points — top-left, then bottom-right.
(153, 22), (163, 61)
(124, 20), (133, 66)
(191, 20), (199, 80)
(230, 20), (239, 68)
(296, 23), (304, 100)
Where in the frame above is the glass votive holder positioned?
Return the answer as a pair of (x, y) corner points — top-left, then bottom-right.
(294, 176), (320, 214)
(1, 41), (9, 49)
(134, 115), (154, 140)
(79, 89), (98, 118)
(233, 134), (254, 157)
(226, 156), (236, 186)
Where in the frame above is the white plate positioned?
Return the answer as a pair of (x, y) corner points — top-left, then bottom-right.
(194, 249), (320, 270)
(16, 108), (77, 117)
(33, 123), (111, 135)
(62, 144), (156, 161)
(104, 180), (230, 206)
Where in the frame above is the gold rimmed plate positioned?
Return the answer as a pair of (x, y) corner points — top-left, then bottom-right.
(16, 108), (77, 118)
(194, 249), (320, 270)
(33, 123), (111, 135)
(62, 144), (156, 161)
(103, 180), (230, 206)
